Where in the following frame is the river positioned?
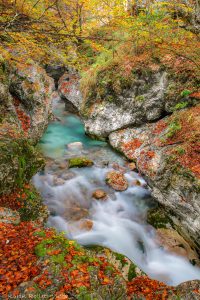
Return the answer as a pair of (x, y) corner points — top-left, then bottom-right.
(33, 97), (200, 286)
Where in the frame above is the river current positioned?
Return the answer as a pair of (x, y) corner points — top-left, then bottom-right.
(33, 97), (200, 286)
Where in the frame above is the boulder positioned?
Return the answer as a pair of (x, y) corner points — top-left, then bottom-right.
(127, 162), (137, 171)
(67, 142), (83, 150)
(92, 189), (108, 200)
(9, 60), (55, 143)
(106, 171), (128, 191)
(68, 157), (94, 168)
(58, 69), (82, 114)
(0, 59), (53, 194)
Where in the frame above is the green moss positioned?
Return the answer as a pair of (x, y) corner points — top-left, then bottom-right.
(0, 137), (44, 194)
(147, 207), (172, 229)
(35, 243), (47, 257)
(19, 186), (47, 221)
(172, 101), (188, 111)
(165, 119), (181, 139)
(176, 147), (186, 155)
(135, 95), (145, 102)
(68, 157), (94, 168)
(128, 263), (137, 281)
(180, 89), (192, 97)
(51, 253), (65, 264)
(33, 230), (46, 237)
(114, 252), (129, 268)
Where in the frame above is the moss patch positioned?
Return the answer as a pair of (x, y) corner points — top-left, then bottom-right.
(147, 206), (173, 229)
(0, 137), (44, 194)
(68, 157), (94, 168)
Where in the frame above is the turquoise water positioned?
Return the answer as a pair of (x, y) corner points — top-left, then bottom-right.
(39, 101), (106, 158)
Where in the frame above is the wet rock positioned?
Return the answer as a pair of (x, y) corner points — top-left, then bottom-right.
(147, 207), (173, 229)
(59, 161), (68, 170)
(127, 162), (137, 171)
(112, 163), (126, 173)
(64, 206), (89, 221)
(67, 142), (83, 150)
(61, 171), (76, 181)
(156, 229), (199, 266)
(68, 157), (94, 168)
(58, 70), (82, 114)
(0, 207), (20, 225)
(79, 219), (93, 231)
(106, 171), (128, 191)
(53, 177), (65, 186)
(132, 179), (142, 186)
(171, 280), (200, 300)
(92, 189), (108, 200)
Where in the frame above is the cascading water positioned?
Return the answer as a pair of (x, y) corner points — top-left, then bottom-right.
(33, 97), (200, 286)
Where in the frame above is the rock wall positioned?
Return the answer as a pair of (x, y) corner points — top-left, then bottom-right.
(0, 58), (55, 194)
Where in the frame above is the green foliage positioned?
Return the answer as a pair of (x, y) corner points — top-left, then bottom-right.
(181, 90), (192, 97)
(19, 187), (45, 221)
(166, 119), (182, 139)
(114, 252), (129, 268)
(135, 95), (145, 102)
(51, 253), (65, 264)
(16, 156), (26, 187)
(128, 263), (137, 281)
(173, 101), (188, 111)
(147, 207), (172, 229)
(33, 230), (46, 237)
(176, 147), (186, 155)
(35, 243), (47, 257)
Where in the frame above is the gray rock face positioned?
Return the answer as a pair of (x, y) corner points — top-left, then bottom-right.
(0, 60), (54, 194)
(45, 64), (67, 87)
(9, 61), (55, 142)
(58, 69), (82, 114)
(83, 71), (168, 137)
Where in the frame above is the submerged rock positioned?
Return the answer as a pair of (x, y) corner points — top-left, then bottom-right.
(67, 141), (83, 150)
(127, 162), (137, 171)
(79, 219), (93, 231)
(132, 179), (142, 186)
(92, 189), (108, 200)
(106, 171), (128, 191)
(68, 157), (94, 168)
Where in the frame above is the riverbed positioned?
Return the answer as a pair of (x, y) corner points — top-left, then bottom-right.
(33, 97), (200, 286)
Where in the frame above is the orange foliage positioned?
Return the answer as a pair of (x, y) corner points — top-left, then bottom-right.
(0, 222), (43, 295)
(13, 98), (31, 135)
(127, 276), (175, 300)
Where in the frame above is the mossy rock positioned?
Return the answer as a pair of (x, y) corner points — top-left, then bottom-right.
(19, 185), (48, 222)
(68, 157), (94, 168)
(0, 137), (44, 194)
(147, 206), (173, 229)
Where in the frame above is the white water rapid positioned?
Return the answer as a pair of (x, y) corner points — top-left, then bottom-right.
(33, 99), (200, 286)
